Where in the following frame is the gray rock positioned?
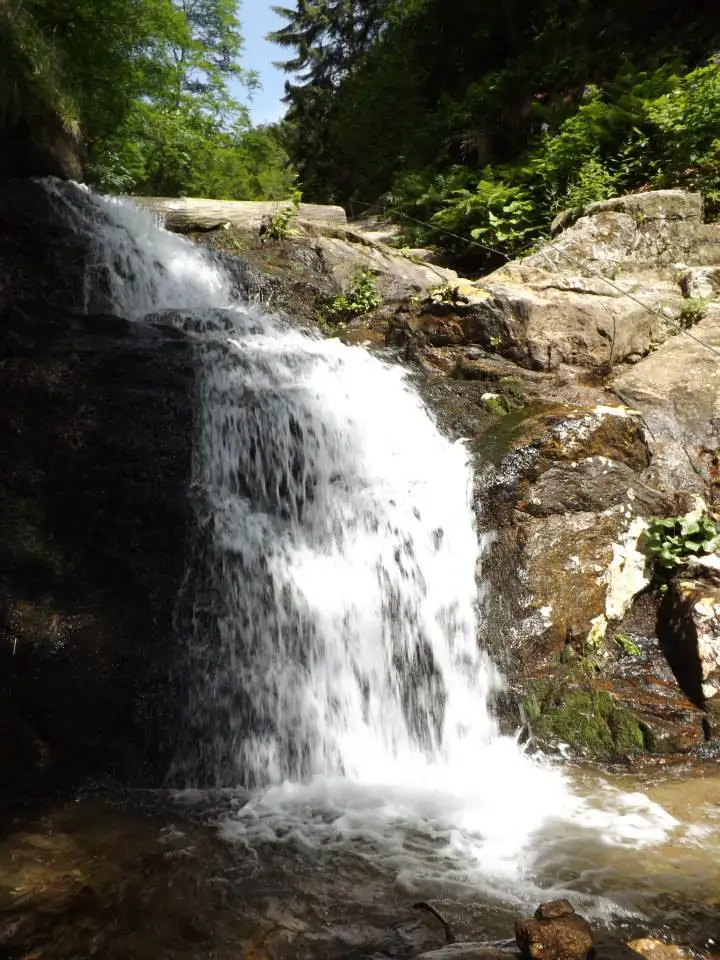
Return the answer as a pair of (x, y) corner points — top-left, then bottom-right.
(456, 189), (718, 371)
(551, 190), (703, 237)
(679, 266), (720, 299)
(658, 574), (720, 710)
(612, 309), (720, 495)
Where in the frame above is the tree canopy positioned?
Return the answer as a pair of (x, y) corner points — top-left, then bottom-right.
(272, 0), (720, 266)
(1, 0), (296, 199)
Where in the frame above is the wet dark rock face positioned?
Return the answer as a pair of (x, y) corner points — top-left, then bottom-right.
(0, 184), (196, 807)
(0, 108), (84, 182)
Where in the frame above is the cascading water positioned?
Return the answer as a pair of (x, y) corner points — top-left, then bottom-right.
(44, 181), (691, 922)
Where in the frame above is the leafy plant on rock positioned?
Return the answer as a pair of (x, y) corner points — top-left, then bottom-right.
(614, 632), (642, 656)
(264, 188), (302, 241)
(321, 267), (381, 329)
(678, 296), (710, 328)
(643, 511), (720, 582)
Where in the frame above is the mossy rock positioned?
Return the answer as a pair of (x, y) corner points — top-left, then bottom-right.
(525, 681), (647, 759)
(482, 394), (510, 416)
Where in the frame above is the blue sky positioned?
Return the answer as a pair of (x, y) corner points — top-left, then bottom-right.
(239, 1), (289, 124)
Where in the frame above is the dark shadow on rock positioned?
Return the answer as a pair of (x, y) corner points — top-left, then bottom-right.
(0, 299), (195, 810)
(657, 588), (706, 710)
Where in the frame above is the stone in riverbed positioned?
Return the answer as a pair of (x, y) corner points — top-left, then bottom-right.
(515, 901), (593, 960)
(627, 938), (695, 960)
(533, 901), (575, 921)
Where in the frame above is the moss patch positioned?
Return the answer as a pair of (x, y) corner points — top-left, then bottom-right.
(525, 681), (647, 758)
(482, 394), (510, 416)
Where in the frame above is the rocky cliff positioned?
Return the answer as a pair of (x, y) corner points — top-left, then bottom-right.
(188, 188), (720, 760)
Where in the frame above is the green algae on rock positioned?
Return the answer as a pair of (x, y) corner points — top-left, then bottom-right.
(524, 684), (648, 759)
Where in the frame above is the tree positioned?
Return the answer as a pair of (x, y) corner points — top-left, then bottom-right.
(271, 0), (720, 262)
(168, 0), (258, 109)
(269, 0), (392, 200)
(84, 0), (297, 199)
(270, 0), (388, 87)
(2, 0), (293, 198)
(1, 0), (188, 147)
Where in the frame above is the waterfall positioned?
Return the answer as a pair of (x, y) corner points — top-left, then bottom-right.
(43, 182), (680, 912)
(43, 181), (501, 788)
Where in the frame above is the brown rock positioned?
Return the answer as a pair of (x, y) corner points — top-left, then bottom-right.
(0, 111), (85, 181)
(627, 938), (693, 960)
(534, 900), (576, 920)
(518, 456), (669, 517)
(515, 902), (593, 960)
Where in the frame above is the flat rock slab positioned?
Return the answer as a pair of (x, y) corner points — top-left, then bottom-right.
(612, 310), (720, 495)
(131, 195), (348, 230)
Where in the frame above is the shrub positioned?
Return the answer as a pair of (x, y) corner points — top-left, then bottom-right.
(389, 60), (720, 264)
(264, 188), (302, 241)
(321, 268), (381, 328)
(679, 296), (710, 327)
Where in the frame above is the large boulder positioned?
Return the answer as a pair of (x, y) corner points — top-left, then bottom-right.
(0, 301), (194, 803)
(515, 900), (593, 960)
(471, 273), (677, 371)
(472, 404), (707, 756)
(548, 190), (705, 263)
(387, 189), (719, 372)
(0, 101), (84, 181)
(612, 307), (720, 495)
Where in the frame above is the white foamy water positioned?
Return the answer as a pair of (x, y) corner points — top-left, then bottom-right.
(46, 181), (686, 917)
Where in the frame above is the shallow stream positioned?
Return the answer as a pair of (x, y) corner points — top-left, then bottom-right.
(1, 763), (718, 959)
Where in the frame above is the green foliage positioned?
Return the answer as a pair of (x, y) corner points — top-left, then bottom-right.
(427, 283), (467, 305)
(2, 0), (294, 200)
(562, 156), (619, 210)
(321, 268), (381, 328)
(391, 61), (720, 262)
(264, 188), (302, 241)
(526, 683), (646, 758)
(614, 633), (642, 656)
(1, 0), (186, 139)
(678, 296), (711, 328)
(272, 0), (720, 264)
(481, 394), (510, 417)
(644, 512), (720, 572)
(428, 173), (537, 256)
